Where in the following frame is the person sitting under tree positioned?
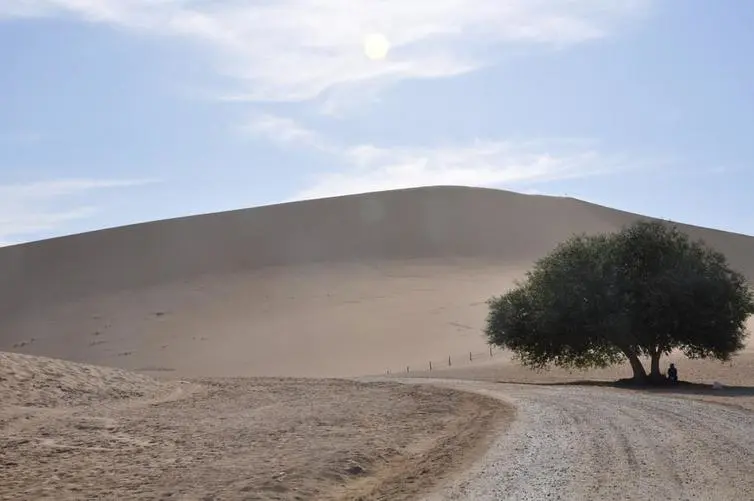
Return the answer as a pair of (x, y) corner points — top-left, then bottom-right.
(667, 363), (678, 383)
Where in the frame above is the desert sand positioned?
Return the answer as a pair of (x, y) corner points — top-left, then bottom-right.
(0, 352), (510, 500)
(2, 186), (754, 500)
(3, 186), (753, 378)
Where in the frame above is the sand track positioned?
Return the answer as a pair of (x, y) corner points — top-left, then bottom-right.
(409, 379), (754, 501)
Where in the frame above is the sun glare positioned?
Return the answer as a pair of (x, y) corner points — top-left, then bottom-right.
(363, 33), (390, 60)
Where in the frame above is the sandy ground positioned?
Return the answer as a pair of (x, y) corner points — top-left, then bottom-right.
(0, 352), (512, 500)
(1, 261), (528, 379)
(404, 349), (754, 411)
(3, 187), (754, 500)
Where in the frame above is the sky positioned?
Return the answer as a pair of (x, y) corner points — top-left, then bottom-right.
(1, 0), (753, 245)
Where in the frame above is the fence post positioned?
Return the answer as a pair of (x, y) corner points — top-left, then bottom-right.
(429, 361), (432, 371)
(469, 351), (472, 362)
(490, 345), (493, 357)
(448, 355), (452, 367)
(406, 366), (410, 373)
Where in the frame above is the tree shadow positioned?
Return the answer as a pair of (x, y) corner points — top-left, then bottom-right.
(495, 379), (754, 398)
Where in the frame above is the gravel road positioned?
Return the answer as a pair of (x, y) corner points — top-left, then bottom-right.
(407, 379), (754, 501)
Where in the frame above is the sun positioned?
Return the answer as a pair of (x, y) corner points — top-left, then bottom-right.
(363, 33), (390, 60)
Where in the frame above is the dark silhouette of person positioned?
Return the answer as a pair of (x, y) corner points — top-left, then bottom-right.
(667, 363), (678, 383)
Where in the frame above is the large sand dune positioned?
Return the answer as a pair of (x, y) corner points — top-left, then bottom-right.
(3, 186), (753, 378)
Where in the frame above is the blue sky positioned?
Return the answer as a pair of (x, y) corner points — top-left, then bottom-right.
(1, 1), (752, 245)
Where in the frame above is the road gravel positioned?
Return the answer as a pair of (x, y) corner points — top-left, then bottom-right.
(411, 379), (754, 501)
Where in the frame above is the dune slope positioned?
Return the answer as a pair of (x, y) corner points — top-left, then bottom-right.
(3, 186), (753, 378)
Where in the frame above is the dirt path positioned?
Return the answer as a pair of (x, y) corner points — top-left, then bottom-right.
(399, 379), (754, 501)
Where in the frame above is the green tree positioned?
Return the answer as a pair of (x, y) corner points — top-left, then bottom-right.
(485, 221), (754, 383)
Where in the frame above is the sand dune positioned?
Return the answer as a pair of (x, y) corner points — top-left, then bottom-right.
(3, 186), (753, 378)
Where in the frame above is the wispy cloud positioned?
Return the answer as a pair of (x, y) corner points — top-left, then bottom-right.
(0, 1), (651, 107)
(240, 114), (327, 150)
(296, 141), (629, 200)
(0, 2), (655, 227)
(0, 178), (157, 244)
(241, 113), (640, 200)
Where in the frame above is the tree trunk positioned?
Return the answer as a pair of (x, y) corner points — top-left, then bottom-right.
(650, 350), (662, 380)
(624, 351), (647, 381)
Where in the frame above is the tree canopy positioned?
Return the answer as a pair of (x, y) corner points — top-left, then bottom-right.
(485, 221), (754, 382)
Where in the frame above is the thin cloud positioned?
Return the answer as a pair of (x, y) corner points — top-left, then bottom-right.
(0, 1), (652, 106)
(0, 207), (97, 243)
(240, 114), (638, 201)
(0, 178), (158, 244)
(0, 178), (157, 200)
(240, 114), (328, 150)
(295, 142), (625, 200)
